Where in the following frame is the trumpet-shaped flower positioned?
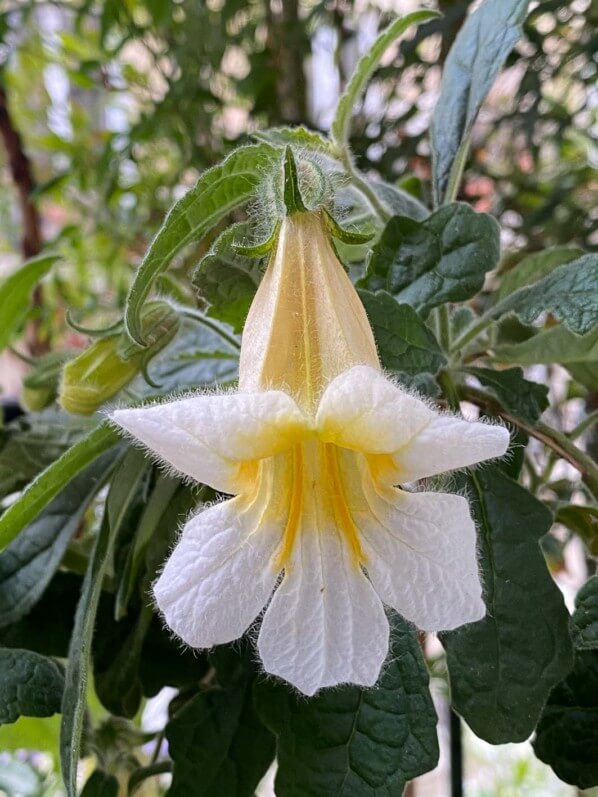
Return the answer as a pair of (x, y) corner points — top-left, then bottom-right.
(111, 211), (508, 695)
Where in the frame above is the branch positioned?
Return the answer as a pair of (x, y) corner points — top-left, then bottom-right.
(0, 83), (46, 354)
(460, 384), (598, 498)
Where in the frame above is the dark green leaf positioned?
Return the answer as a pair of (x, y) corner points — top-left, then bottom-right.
(60, 449), (149, 797)
(496, 247), (584, 301)
(0, 423), (121, 552)
(367, 180), (428, 222)
(255, 613), (438, 796)
(166, 652), (274, 797)
(0, 649), (63, 724)
(533, 649), (598, 789)
(464, 366), (548, 423)
(443, 467), (573, 743)
(80, 771), (119, 797)
(571, 577), (598, 650)
(124, 143), (279, 345)
(193, 222), (264, 333)
(0, 451), (115, 628)
(0, 254), (60, 351)
(431, 0), (529, 204)
(359, 289), (445, 387)
(492, 254), (598, 335)
(359, 204), (500, 317)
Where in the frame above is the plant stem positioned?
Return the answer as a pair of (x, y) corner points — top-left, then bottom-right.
(339, 148), (392, 223)
(461, 384), (598, 498)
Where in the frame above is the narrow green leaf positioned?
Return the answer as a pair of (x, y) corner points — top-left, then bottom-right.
(496, 247), (584, 301)
(491, 253), (598, 335)
(431, 0), (529, 204)
(0, 423), (121, 552)
(0, 649), (63, 724)
(463, 366), (548, 423)
(124, 143), (278, 345)
(557, 504), (598, 557)
(359, 203), (500, 317)
(0, 451), (115, 628)
(571, 577), (598, 651)
(60, 449), (150, 797)
(253, 126), (332, 152)
(493, 324), (598, 368)
(255, 613), (439, 796)
(442, 466), (573, 744)
(533, 649), (598, 789)
(193, 222), (264, 333)
(331, 11), (440, 149)
(0, 253), (60, 351)
(359, 289), (445, 391)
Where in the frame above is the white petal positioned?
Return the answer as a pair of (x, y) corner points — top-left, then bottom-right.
(316, 365), (433, 453)
(396, 416), (510, 482)
(154, 497), (282, 648)
(258, 526), (389, 696)
(111, 390), (307, 493)
(359, 484), (485, 631)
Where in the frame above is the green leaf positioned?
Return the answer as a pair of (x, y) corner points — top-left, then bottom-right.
(358, 289), (445, 389)
(359, 203), (500, 317)
(492, 254), (598, 336)
(193, 222), (264, 333)
(463, 366), (548, 423)
(493, 324), (598, 374)
(366, 180), (428, 222)
(0, 253), (60, 351)
(0, 648), (63, 724)
(0, 423), (121, 552)
(496, 247), (584, 301)
(124, 143), (278, 345)
(0, 715), (60, 758)
(253, 126), (332, 153)
(255, 613), (438, 796)
(556, 504), (598, 557)
(431, 0), (529, 204)
(533, 649), (598, 789)
(60, 449), (149, 797)
(0, 452), (115, 628)
(166, 655), (274, 797)
(442, 467), (573, 744)
(571, 577), (598, 651)
(80, 771), (119, 797)
(331, 10), (440, 149)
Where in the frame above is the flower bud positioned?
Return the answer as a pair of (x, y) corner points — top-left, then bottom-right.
(59, 302), (178, 415)
(239, 211), (379, 412)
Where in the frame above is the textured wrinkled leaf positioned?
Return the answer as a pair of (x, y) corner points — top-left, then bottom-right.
(571, 577), (598, 650)
(0, 423), (121, 552)
(494, 324), (598, 368)
(331, 11), (439, 148)
(0, 649), (63, 724)
(496, 246), (583, 301)
(359, 203), (500, 317)
(0, 452), (115, 628)
(431, 0), (529, 204)
(60, 449), (149, 797)
(359, 289), (445, 387)
(443, 467), (573, 744)
(533, 649), (598, 789)
(255, 614), (438, 796)
(193, 222), (264, 333)
(124, 143), (278, 345)
(464, 366), (548, 423)
(80, 771), (119, 797)
(493, 254), (598, 335)
(166, 655), (274, 797)
(0, 253), (60, 351)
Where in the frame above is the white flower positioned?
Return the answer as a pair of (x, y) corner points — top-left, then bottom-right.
(111, 211), (508, 696)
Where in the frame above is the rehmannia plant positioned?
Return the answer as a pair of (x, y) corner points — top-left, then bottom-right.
(0, 1), (596, 795)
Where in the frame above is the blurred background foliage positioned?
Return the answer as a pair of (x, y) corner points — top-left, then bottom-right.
(0, 0), (596, 795)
